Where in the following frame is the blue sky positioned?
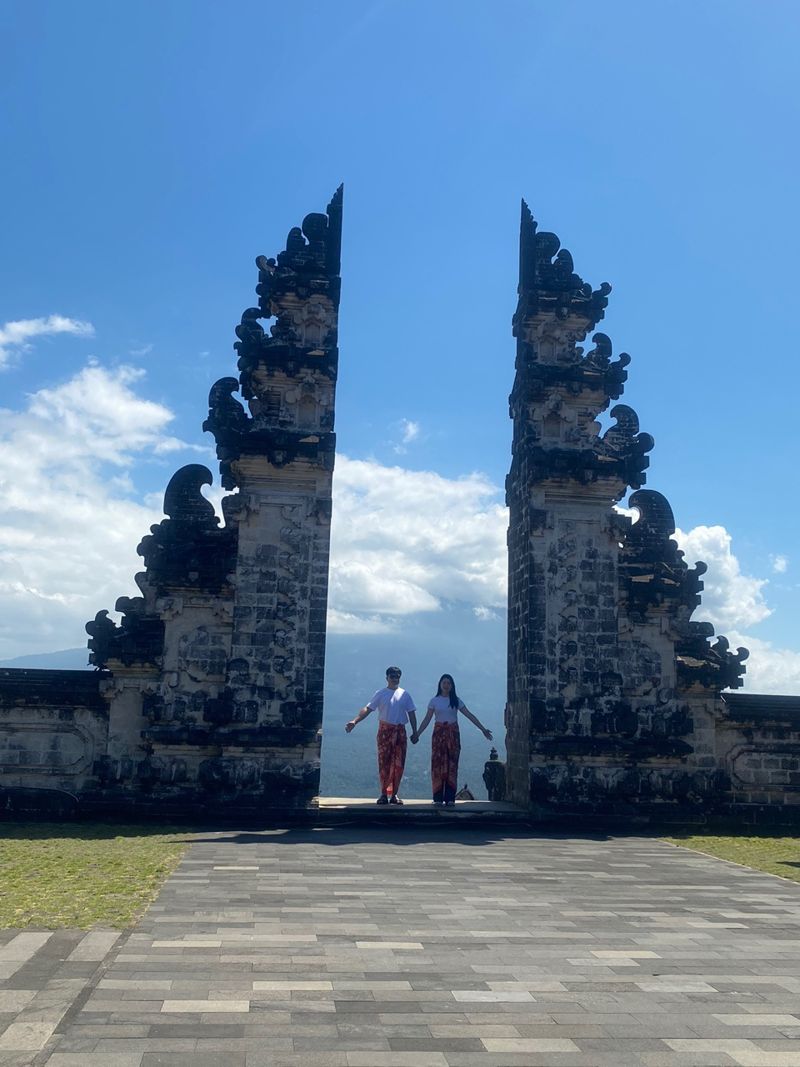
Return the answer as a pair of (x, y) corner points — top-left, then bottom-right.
(1, 1), (798, 692)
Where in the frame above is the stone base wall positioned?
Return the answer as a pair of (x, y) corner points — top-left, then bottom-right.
(514, 694), (800, 824)
(2, 669), (798, 821)
(0, 665), (320, 816)
(0, 669), (107, 815)
(714, 694), (800, 815)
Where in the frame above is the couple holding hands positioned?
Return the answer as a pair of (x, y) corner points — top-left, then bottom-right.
(345, 666), (492, 805)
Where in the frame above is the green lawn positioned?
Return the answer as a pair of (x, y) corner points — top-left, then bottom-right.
(0, 822), (192, 929)
(666, 832), (800, 884)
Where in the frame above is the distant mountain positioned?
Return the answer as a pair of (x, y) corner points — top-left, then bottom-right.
(0, 604), (507, 801)
(0, 647), (91, 670)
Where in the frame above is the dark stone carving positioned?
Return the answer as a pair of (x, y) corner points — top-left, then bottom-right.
(619, 489), (748, 691)
(85, 610), (119, 669)
(508, 224), (652, 501)
(599, 405), (655, 490)
(86, 465), (233, 668)
(202, 378), (249, 489)
(677, 626), (749, 692)
(514, 201), (611, 335)
(620, 490), (705, 615)
(512, 332), (632, 396)
(137, 465), (236, 594)
(203, 187), (343, 490)
(86, 604), (164, 670)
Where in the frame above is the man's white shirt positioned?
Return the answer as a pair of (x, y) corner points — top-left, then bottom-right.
(367, 686), (416, 724)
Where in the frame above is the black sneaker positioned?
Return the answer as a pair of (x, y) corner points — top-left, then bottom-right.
(389, 796), (403, 805)
(376, 795), (388, 805)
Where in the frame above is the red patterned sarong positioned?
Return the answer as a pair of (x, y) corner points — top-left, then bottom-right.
(431, 722), (461, 804)
(377, 721), (407, 797)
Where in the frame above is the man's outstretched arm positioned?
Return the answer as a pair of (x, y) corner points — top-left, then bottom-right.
(345, 706), (373, 733)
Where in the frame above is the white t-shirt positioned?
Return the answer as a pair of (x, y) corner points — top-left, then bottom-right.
(367, 686), (416, 725)
(427, 695), (465, 725)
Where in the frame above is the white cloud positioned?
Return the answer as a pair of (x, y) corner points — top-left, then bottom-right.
(392, 418), (421, 454)
(473, 606), (500, 622)
(328, 457), (507, 631)
(727, 632), (800, 695)
(673, 525), (771, 631)
(0, 362), (209, 659)
(0, 432), (510, 653)
(400, 418), (419, 444)
(771, 554), (789, 574)
(327, 609), (394, 635)
(0, 315), (94, 368)
(617, 508), (773, 634)
(671, 525), (800, 693)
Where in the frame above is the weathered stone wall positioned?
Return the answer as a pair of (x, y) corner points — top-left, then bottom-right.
(0, 669), (107, 814)
(715, 695), (800, 813)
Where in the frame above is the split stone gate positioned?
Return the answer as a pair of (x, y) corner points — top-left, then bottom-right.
(1, 190), (799, 821)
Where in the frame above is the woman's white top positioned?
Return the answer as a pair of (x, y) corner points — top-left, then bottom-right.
(427, 695), (465, 724)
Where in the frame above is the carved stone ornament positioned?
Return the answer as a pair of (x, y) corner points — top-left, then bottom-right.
(203, 187), (343, 489)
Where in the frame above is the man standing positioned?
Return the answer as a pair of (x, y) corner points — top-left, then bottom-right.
(345, 666), (418, 804)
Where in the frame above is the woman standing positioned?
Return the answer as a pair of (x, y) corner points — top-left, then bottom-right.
(414, 674), (493, 805)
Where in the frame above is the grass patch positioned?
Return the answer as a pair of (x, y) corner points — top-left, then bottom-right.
(666, 832), (800, 884)
(0, 822), (192, 929)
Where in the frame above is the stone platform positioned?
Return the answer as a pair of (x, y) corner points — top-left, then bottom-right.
(314, 798), (528, 826)
(3, 828), (800, 1066)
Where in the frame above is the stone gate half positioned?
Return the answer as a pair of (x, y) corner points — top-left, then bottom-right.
(505, 202), (800, 819)
(0, 189), (343, 815)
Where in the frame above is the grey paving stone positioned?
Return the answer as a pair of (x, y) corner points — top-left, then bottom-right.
(244, 1055), (348, 1067)
(387, 1036), (485, 1051)
(141, 1056), (245, 1066)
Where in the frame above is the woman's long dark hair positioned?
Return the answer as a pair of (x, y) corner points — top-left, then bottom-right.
(436, 673), (459, 709)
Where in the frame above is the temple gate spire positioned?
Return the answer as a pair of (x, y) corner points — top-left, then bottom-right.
(505, 202), (746, 816)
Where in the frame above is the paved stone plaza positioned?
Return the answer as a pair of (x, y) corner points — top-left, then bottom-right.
(2, 828), (800, 1066)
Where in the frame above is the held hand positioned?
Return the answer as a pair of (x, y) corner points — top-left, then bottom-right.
(484, 728), (493, 740)
(345, 720), (356, 733)
(410, 732), (419, 744)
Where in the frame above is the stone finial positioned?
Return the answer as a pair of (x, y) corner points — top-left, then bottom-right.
(620, 489), (704, 614)
(136, 465), (235, 594)
(514, 199), (611, 334)
(203, 188), (344, 488)
(163, 465), (218, 526)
